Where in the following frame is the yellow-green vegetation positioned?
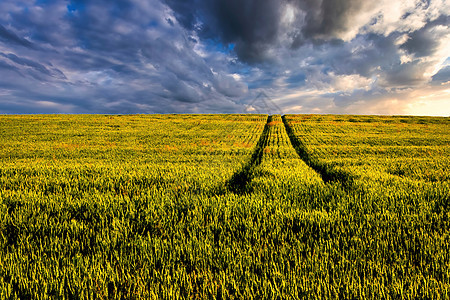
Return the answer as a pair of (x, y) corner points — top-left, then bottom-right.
(0, 114), (449, 299)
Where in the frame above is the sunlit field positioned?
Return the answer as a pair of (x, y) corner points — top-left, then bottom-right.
(1, 114), (449, 299)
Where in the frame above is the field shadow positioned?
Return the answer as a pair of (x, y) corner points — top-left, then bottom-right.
(281, 115), (355, 188)
(226, 116), (271, 194)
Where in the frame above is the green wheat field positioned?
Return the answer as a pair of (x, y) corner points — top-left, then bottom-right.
(0, 114), (449, 299)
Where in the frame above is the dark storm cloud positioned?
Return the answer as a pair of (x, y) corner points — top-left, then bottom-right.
(165, 0), (282, 63)
(383, 61), (429, 86)
(400, 15), (449, 58)
(0, 24), (35, 49)
(288, 0), (366, 44)
(165, 0), (370, 62)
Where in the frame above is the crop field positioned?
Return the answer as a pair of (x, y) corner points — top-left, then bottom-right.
(0, 114), (449, 299)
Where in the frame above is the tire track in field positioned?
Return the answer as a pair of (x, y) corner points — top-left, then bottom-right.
(281, 115), (355, 187)
(227, 115), (271, 194)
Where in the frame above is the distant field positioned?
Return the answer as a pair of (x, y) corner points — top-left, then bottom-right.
(0, 114), (449, 299)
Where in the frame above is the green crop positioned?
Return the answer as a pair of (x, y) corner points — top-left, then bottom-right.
(0, 114), (449, 299)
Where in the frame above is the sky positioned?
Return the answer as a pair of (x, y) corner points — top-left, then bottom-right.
(0, 0), (449, 115)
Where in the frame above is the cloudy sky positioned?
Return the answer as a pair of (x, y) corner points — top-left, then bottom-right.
(0, 0), (449, 115)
